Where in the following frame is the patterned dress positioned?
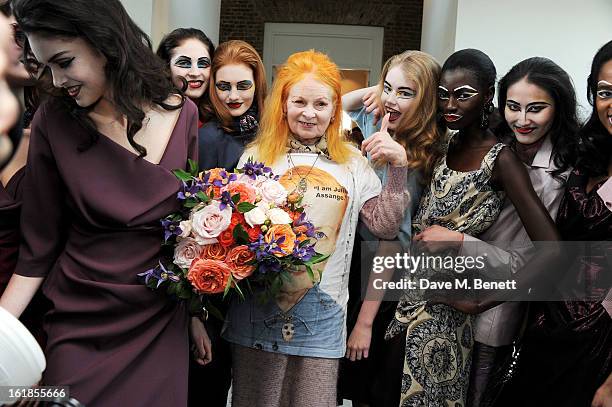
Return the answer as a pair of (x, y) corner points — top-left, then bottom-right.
(386, 134), (506, 406)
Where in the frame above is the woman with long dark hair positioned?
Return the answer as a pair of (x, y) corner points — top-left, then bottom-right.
(426, 56), (580, 406)
(498, 40), (612, 407)
(0, 0), (209, 405)
(156, 27), (215, 126)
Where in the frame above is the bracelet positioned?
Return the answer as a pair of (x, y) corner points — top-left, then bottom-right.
(191, 305), (209, 323)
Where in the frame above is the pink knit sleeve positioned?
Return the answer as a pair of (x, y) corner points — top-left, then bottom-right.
(359, 166), (410, 239)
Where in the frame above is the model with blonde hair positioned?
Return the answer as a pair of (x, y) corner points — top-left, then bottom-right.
(198, 39), (267, 171)
(222, 49), (411, 406)
(339, 50), (444, 406)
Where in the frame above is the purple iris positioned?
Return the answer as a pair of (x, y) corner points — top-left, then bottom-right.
(161, 218), (182, 242)
(138, 261), (180, 288)
(293, 244), (316, 262)
(218, 190), (236, 211)
(249, 235), (287, 259)
(294, 212), (317, 238)
(242, 159), (272, 180)
(177, 179), (203, 200)
(257, 257), (282, 275)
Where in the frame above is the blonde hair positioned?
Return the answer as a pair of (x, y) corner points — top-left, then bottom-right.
(377, 50), (444, 181)
(209, 40), (267, 131)
(251, 50), (354, 165)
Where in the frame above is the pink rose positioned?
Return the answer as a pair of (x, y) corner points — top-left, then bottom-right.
(259, 179), (288, 206)
(173, 237), (203, 269)
(191, 202), (232, 244)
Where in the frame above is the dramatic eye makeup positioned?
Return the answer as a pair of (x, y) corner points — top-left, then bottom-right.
(216, 80), (254, 92)
(437, 85), (479, 101)
(47, 51), (74, 69)
(173, 56), (211, 69)
(383, 81), (416, 99)
(215, 81), (231, 91)
(236, 80), (253, 90)
(437, 86), (450, 100)
(197, 57), (210, 69)
(506, 100), (551, 113)
(597, 80), (612, 100)
(453, 85), (479, 100)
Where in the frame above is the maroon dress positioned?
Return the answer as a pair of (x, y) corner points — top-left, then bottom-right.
(498, 169), (612, 407)
(14, 99), (198, 407)
(0, 172), (21, 294)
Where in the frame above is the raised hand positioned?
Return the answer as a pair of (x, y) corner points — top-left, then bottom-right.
(361, 113), (408, 167)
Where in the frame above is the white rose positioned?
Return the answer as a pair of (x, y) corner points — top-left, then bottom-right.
(178, 220), (193, 239)
(259, 179), (288, 206)
(244, 206), (267, 227)
(191, 202), (232, 245)
(267, 207), (292, 225)
(173, 237), (203, 269)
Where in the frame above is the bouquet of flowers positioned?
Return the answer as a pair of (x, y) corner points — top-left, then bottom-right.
(138, 158), (328, 313)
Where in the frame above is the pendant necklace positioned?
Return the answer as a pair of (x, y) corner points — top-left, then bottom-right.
(287, 152), (320, 198)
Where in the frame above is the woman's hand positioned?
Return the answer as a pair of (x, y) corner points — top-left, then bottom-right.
(361, 113), (408, 167)
(189, 317), (212, 366)
(362, 86), (382, 124)
(414, 225), (464, 253)
(345, 321), (372, 361)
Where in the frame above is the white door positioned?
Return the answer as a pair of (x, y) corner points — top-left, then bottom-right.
(263, 23), (384, 87)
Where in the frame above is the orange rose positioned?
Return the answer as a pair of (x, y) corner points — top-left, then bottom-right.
(200, 243), (229, 261)
(187, 258), (231, 294)
(225, 245), (256, 280)
(285, 209), (302, 223)
(230, 212), (246, 227)
(203, 168), (227, 197)
(226, 181), (257, 204)
(264, 224), (296, 257)
(247, 225), (262, 242)
(218, 228), (235, 247)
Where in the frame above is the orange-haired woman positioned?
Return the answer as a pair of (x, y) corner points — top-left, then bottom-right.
(222, 50), (411, 406)
(198, 40), (267, 171)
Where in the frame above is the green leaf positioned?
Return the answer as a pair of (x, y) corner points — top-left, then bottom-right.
(188, 159), (199, 177)
(233, 224), (250, 245)
(305, 264), (315, 282)
(223, 274), (233, 298)
(237, 202), (257, 213)
(184, 200), (197, 209)
(307, 253), (330, 265)
(231, 193), (241, 204)
(196, 191), (210, 203)
(233, 281), (245, 300)
(173, 169), (193, 182)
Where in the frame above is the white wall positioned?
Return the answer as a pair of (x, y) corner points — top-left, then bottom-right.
(421, 0), (458, 66)
(452, 0), (612, 116)
(120, 0), (221, 49)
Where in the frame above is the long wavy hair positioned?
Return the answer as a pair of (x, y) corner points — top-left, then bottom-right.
(497, 57), (579, 176)
(576, 40), (612, 177)
(208, 40), (266, 132)
(13, 0), (183, 156)
(377, 50), (444, 181)
(156, 27), (215, 123)
(252, 50), (354, 165)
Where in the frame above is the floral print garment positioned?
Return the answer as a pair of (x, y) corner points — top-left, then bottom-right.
(387, 135), (505, 406)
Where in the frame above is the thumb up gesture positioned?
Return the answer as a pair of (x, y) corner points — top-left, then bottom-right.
(361, 113), (408, 167)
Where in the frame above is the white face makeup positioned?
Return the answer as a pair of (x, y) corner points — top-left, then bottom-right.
(285, 75), (335, 144)
(214, 63), (255, 117)
(504, 78), (555, 145)
(380, 65), (418, 131)
(596, 60), (612, 135)
(169, 38), (211, 100)
(437, 85), (480, 101)
(29, 34), (108, 108)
